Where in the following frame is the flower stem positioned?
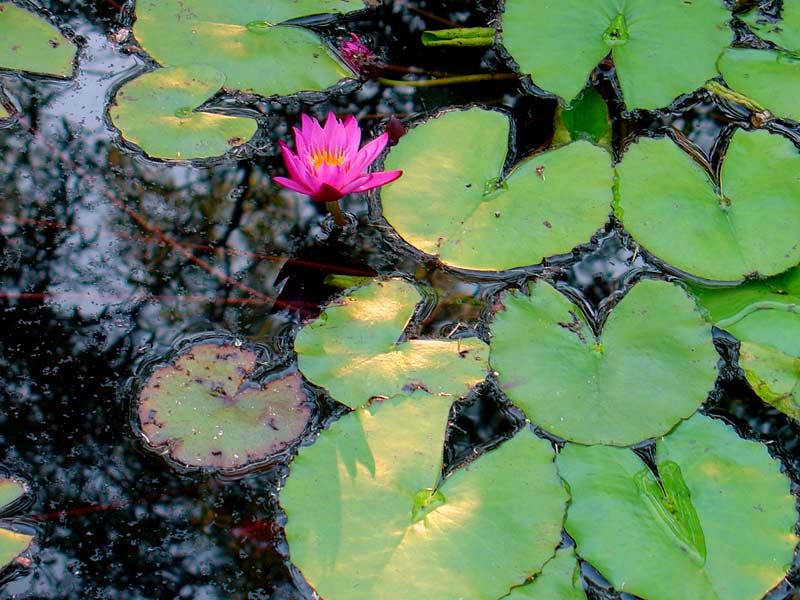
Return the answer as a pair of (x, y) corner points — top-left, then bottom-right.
(326, 201), (347, 227)
(377, 73), (519, 87)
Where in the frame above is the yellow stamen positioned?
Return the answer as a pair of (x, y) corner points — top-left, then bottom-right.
(309, 147), (346, 169)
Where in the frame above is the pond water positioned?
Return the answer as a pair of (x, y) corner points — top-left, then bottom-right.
(1, 0), (799, 598)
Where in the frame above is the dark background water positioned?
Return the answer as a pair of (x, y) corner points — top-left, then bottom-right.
(0, 0), (799, 598)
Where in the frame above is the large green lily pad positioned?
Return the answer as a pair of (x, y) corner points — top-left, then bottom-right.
(505, 547), (587, 600)
(501, 0), (730, 109)
(490, 279), (718, 446)
(380, 108), (613, 272)
(0, 2), (76, 77)
(692, 267), (800, 419)
(742, 1), (800, 53)
(132, 0), (358, 97)
(558, 414), (798, 600)
(616, 130), (800, 282)
(719, 49), (800, 123)
(0, 478), (34, 570)
(137, 342), (312, 471)
(110, 65), (257, 160)
(281, 393), (567, 600)
(295, 279), (488, 410)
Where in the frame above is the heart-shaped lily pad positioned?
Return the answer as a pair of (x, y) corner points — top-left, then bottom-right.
(281, 393), (567, 600)
(692, 267), (800, 419)
(110, 65), (257, 160)
(501, 0), (730, 109)
(558, 414), (799, 600)
(719, 49), (800, 123)
(742, 1), (800, 53)
(380, 108), (613, 272)
(295, 278), (489, 410)
(0, 2), (76, 78)
(137, 341), (312, 472)
(490, 279), (718, 446)
(616, 129), (800, 282)
(506, 547), (587, 600)
(132, 0), (358, 98)
(0, 478), (34, 570)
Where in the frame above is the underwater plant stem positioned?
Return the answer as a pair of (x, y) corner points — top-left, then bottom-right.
(705, 81), (767, 114)
(377, 73), (519, 87)
(326, 202), (348, 227)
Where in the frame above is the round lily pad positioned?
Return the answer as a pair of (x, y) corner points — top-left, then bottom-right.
(501, 0), (730, 109)
(281, 393), (567, 600)
(0, 478), (34, 570)
(137, 341), (312, 472)
(506, 547), (587, 600)
(295, 278), (489, 410)
(742, 1), (800, 53)
(0, 2), (76, 78)
(490, 279), (718, 446)
(616, 129), (800, 282)
(692, 267), (800, 419)
(132, 0), (358, 98)
(110, 65), (257, 160)
(719, 49), (800, 123)
(380, 108), (613, 272)
(558, 414), (799, 600)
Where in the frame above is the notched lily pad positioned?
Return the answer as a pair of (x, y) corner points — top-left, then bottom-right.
(505, 547), (587, 600)
(110, 65), (257, 160)
(490, 279), (718, 446)
(295, 278), (489, 410)
(692, 266), (800, 419)
(0, 2), (76, 78)
(281, 393), (567, 600)
(616, 130), (800, 281)
(0, 478), (34, 571)
(132, 0), (359, 98)
(137, 341), (312, 472)
(501, 0), (730, 109)
(380, 108), (613, 272)
(558, 414), (799, 600)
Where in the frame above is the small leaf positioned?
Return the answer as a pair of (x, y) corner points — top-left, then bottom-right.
(0, 2), (76, 78)
(0, 478), (34, 570)
(137, 341), (312, 472)
(110, 65), (257, 160)
(295, 278), (489, 410)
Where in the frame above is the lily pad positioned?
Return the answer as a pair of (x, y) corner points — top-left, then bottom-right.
(110, 65), (257, 160)
(692, 267), (800, 419)
(558, 414), (799, 600)
(506, 547), (587, 600)
(281, 393), (567, 600)
(490, 279), (718, 446)
(719, 48), (800, 123)
(295, 278), (488, 410)
(501, 0), (730, 109)
(0, 2), (76, 77)
(380, 108), (613, 272)
(0, 104), (8, 119)
(137, 342), (312, 471)
(132, 0), (358, 98)
(742, 1), (800, 53)
(553, 87), (612, 149)
(616, 129), (800, 282)
(0, 478), (34, 570)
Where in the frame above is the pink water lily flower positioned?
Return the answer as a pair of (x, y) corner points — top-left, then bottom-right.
(274, 112), (403, 207)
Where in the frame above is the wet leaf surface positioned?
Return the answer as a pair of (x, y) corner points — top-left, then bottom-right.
(137, 342), (311, 472)
(380, 108), (613, 272)
(0, 478), (33, 571)
(490, 279), (718, 446)
(558, 414), (799, 600)
(295, 278), (489, 409)
(109, 65), (258, 160)
(281, 393), (567, 600)
(742, 1), (800, 53)
(616, 130), (800, 281)
(501, 0), (730, 109)
(0, 2), (76, 78)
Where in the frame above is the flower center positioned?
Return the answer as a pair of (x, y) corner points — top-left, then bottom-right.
(309, 148), (346, 170)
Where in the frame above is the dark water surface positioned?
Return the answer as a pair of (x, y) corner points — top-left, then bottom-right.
(1, 1), (799, 598)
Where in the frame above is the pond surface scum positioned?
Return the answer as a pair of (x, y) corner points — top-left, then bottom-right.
(1, 0), (800, 598)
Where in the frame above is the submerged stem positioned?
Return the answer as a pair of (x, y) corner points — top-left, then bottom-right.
(326, 201), (347, 227)
(377, 73), (519, 87)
